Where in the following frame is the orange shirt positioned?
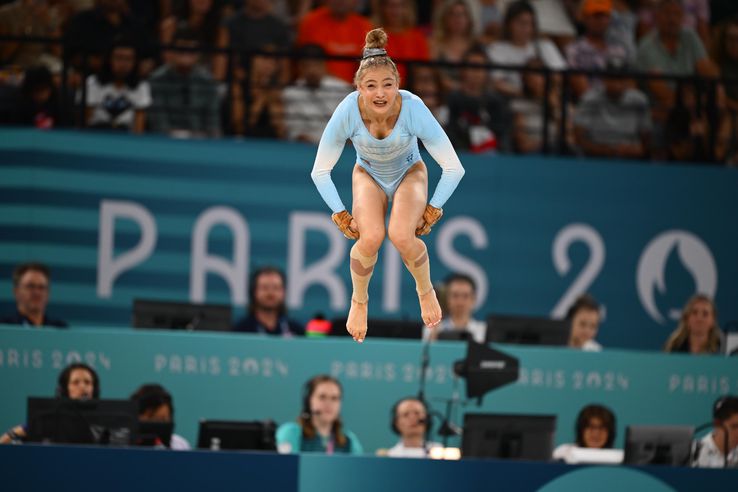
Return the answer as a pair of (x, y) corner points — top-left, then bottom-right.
(297, 7), (373, 84)
(384, 28), (431, 85)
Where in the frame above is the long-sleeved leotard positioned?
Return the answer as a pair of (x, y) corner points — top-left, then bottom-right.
(310, 90), (465, 214)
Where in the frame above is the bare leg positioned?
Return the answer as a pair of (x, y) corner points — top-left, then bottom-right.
(388, 162), (442, 327)
(346, 165), (388, 342)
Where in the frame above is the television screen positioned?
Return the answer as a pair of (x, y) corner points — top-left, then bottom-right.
(462, 413), (557, 461)
(623, 425), (694, 466)
(197, 420), (277, 451)
(486, 315), (569, 346)
(133, 298), (232, 331)
(26, 397), (138, 445)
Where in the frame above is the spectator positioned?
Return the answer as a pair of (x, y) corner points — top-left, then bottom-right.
(13, 65), (67, 129)
(607, 0), (637, 59)
(385, 397), (441, 458)
(85, 37), (151, 133)
(430, 0), (478, 92)
(149, 27), (221, 138)
(446, 46), (512, 153)
(276, 374), (363, 454)
(407, 65), (449, 126)
(565, 293), (603, 351)
(130, 383), (191, 450)
(0, 362), (99, 444)
(161, 0), (230, 80)
(693, 395), (738, 468)
(233, 266), (304, 336)
(230, 45), (285, 137)
(0, 262), (67, 328)
(664, 294), (723, 354)
(479, 0), (504, 43)
(226, 0), (291, 75)
(296, 0), (372, 84)
(373, 0), (430, 84)
(553, 404), (617, 460)
(713, 18), (738, 111)
(0, 0), (63, 72)
(682, 0), (710, 47)
(282, 44), (351, 144)
(635, 0), (717, 130)
(423, 273), (487, 343)
(64, 0), (154, 76)
(566, 0), (631, 98)
(487, 0), (567, 98)
(574, 56), (651, 159)
(511, 57), (567, 153)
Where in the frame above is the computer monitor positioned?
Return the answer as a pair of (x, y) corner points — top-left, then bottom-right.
(197, 420), (277, 451)
(329, 318), (423, 340)
(485, 314), (569, 346)
(623, 425), (694, 466)
(461, 413), (557, 461)
(26, 397), (138, 445)
(135, 421), (174, 448)
(132, 299), (232, 331)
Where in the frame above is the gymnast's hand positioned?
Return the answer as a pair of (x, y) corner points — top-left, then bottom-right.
(415, 204), (443, 236)
(332, 210), (359, 239)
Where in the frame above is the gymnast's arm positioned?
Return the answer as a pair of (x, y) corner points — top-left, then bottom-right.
(410, 97), (465, 209)
(310, 96), (353, 214)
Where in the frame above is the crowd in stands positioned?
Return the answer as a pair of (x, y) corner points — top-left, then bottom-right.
(0, 0), (736, 163)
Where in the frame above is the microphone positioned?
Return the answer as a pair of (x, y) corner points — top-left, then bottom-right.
(300, 409), (322, 419)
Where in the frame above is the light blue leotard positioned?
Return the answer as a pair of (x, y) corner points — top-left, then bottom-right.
(310, 90), (465, 214)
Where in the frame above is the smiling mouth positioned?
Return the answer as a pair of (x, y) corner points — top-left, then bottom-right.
(373, 100), (388, 108)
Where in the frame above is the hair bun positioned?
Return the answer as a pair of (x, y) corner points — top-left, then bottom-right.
(364, 28), (388, 50)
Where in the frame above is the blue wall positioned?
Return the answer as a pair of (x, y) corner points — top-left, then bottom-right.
(2, 327), (736, 453)
(1, 129), (737, 350)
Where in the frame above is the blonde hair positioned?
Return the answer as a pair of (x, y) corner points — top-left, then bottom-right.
(354, 28), (400, 86)
(432, 0), (477, 46)
(663, 294), (722, 353)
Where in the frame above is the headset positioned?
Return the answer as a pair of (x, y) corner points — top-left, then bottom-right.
(390, 397), (432, 435)
(55, 362), (100, 399)
(713, 395), (738, 421)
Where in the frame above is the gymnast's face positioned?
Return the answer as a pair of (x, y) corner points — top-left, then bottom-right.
(358, 67), (399, 116)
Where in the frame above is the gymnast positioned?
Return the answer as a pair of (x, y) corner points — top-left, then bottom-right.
(310, 28), (465, 343)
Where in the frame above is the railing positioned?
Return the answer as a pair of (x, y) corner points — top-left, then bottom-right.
(1, 35), (737, 164)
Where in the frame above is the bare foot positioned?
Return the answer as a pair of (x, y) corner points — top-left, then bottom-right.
(419, 289), (442, 328)
(346, 299), (368, 343)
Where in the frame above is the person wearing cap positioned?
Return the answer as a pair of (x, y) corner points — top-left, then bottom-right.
(573, 54), (652, 159)
(566, 0), (630, 99)
(692, 395), (738, 468)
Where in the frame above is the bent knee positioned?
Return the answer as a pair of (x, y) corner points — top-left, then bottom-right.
(387, 226), (416, 253)
(357, 227), (385, 253)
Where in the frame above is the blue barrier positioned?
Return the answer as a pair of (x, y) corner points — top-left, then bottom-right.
(1, 130), (737, 350)
(1, 326), (736, 453)
(1, 444), (735, 492)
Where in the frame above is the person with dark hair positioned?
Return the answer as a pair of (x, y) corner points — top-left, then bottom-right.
(282, 44), (352, 144)
(1, 262), (67, 328)
(664, 294), (723, 354)
(311, 28), (465, 342)
(486, 0), (566, 98)
(553, 403), (617, 461)
(160, 0), (230, 80)
(130, 383), (190, 450)
(0, 362), (99, 444)
(148, 26), (221, 138)
(232, 266), (304, 336)
(574, 55), (651, 160)
(445, 46), (512, 153)
(430, 0), (478, 92)
(13, 65), (66, 129)
(565, 293), (602, 351)
(693, 395), (738, 467)
(85, 36), (151, 133)
(423, 273), (486, 343)
(276, 375), (363, 454)
(384, 397), (440, 458)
